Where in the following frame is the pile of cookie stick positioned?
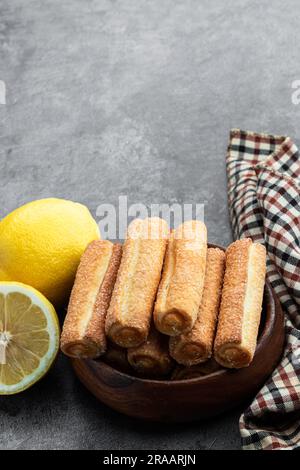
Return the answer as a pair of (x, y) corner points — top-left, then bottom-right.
(60, 218), (267, 380)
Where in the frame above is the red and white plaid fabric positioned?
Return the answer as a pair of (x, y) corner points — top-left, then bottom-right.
(226, 129), (300, 450)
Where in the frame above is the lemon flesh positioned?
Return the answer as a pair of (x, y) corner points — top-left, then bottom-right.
(0, 282), (59, 395)
(0, 198), (100, 307)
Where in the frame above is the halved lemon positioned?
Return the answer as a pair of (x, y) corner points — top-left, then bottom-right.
(0, 282), (60, 394)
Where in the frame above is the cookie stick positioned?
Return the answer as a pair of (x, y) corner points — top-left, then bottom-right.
(105, 217), (169, 348)
(154, 220), (207, 336)
(171, 359), (222, 380)
(214, 238), (266, 369)
(169, 247), (225, 365)
(60, 241), (122, 358)
(102, 342), (133, 375)
(127, 326), (174, 378)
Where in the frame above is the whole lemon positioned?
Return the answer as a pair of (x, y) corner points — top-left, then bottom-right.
(0, 198), (100, 307)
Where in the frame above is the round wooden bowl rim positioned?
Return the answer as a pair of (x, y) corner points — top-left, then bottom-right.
(88, 242), (277, 386)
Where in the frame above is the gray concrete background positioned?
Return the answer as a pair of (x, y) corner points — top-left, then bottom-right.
(0, 0), (299, 450)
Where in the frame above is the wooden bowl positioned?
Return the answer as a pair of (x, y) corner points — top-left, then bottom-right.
(72, 243), (285, 422)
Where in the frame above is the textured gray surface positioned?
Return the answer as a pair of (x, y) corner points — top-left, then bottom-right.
(0, 0), (299, 450)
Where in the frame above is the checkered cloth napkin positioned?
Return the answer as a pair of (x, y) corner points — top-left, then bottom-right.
(226, 129), (300, 450)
